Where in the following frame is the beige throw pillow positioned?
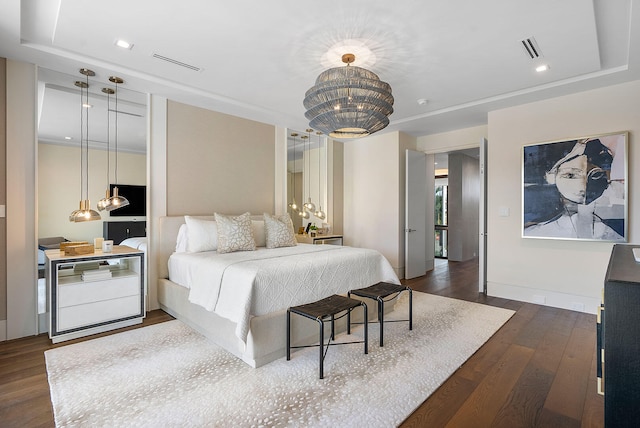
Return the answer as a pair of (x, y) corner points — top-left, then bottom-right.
(214, 212), (256, 254)
(263, 213), (297, 249)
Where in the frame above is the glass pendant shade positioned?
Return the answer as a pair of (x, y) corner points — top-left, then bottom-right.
(304, 53), (394, 139)
(97, 188), (112, 211)
(304, 198), (316, 212)
(315, 207), (326, 220)
(70, 200), (101, 222)
(299, 210), (309, 219)
(106, 186), (130, 211)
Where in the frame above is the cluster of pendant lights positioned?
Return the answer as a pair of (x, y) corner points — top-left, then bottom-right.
(288, 129), (325, 221)
(69, 68), (129, 222)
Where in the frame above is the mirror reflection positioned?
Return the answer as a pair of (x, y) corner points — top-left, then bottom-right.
(287, 129), (327, 234)
(37, 68), (147, 246)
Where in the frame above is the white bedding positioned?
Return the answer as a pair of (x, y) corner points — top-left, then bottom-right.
(120, 237), (147, 252)
(168, 244), (400, 343)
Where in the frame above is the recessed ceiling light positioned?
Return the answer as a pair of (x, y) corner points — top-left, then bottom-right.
(536, 64), (549, 72)
(417, 98), (428, 105)
(64, 136), (72, 140)
(115, 39), (133, 50)
(82, 103), (93, 108)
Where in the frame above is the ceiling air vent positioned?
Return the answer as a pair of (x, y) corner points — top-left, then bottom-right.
(151, 53), (202, 72)
(520, 37), (542, 59)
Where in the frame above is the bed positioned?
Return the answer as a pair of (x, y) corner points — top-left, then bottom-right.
(156, 214), (400, 367)
(120, 236), (147, 252)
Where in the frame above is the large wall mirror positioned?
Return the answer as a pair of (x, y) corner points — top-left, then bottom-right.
(37, 68), (147, 247)
(287, 129), (327, 233)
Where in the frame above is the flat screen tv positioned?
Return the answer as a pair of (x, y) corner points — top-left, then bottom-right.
(108, 184), (146, 217)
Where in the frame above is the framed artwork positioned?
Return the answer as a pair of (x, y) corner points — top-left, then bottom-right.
(522, 131), (627, 242)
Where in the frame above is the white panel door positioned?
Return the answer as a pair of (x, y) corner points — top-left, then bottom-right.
(405, 150), (427, 279)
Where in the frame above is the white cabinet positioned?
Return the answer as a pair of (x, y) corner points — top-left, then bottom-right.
(46, 246), (145, 343)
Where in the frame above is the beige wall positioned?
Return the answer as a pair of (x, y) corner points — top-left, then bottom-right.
(166, 100), (275, 216)
(343, 131), (416, 277)
(487, 79), (640, 313)
(0, 58), (6, 325)
(6, 60), (37, 339)
(38, 143), (146, 243)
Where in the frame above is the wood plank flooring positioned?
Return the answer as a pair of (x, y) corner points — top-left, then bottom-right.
(400, 258), (603, 427)
(0, 258), (603, 427)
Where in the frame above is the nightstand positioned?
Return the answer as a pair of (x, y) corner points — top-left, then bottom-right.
(46, 245), (145, 343)
(295, 234), (343, 245)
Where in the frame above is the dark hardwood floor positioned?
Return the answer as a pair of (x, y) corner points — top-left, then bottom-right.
(400, 258), (604, 427)
(0, 258), (603, 427)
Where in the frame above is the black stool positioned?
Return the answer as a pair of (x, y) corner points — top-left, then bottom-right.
(348, 282), (412, 347)
(287, 294), (368, 379)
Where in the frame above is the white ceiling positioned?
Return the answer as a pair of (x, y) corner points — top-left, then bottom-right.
(2, 0), (639, 154)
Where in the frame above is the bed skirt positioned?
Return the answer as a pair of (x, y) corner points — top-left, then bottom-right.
(158, 278), (395, 367)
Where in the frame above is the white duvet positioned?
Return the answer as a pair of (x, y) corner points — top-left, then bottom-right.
(168, 244), (400, 343)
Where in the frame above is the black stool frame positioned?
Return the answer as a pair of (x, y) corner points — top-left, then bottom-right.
(287, 295), (368, 379)
(348, 282), (412, 347)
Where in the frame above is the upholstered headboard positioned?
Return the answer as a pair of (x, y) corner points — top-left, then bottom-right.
(156, 214), (265, 279)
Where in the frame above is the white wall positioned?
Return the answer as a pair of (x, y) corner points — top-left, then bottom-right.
(417, 125), (488, 153)
(343, 131), (416, 277)
(487, 79), (640, 314)
(38, 143), (146, 243)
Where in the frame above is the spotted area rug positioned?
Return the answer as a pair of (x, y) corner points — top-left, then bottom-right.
(45, 292), (514, 427)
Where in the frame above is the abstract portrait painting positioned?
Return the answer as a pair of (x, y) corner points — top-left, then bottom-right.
(522, 132), (627, 241)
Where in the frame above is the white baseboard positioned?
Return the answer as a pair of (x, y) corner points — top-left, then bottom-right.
(0, 320), (6, 341)
(488, 282), (599, 315)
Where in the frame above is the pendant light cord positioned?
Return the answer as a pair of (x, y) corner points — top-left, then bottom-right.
(79, 81), (84, 201)
(106, 91), (110, 187)
(114, 80), (119, 185)
(85, 72), (90, 203)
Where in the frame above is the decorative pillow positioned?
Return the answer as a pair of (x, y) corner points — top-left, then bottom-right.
(252, 220), (266, 247)
(184, 216), (218, 252)
(215, 212), (256, 254)
(175, 224), (188, 253)
(263, 213), (297, 249)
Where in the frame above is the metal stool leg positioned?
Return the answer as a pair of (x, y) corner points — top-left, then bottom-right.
(377, 297), (384, 347)
(408, 288), (413, 330)
(286, 309), (291, 360)
(318, 319), (324, 379)
(330, 314), (335, 340)
(347, 292), (352, 334)
(363, 303), (368, 354)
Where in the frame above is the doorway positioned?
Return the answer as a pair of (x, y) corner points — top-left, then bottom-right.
(430, 148), (481, 291)
(435, 176), (448, 259)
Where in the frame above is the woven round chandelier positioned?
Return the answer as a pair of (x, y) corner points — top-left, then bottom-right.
(303, 53), (394, 139)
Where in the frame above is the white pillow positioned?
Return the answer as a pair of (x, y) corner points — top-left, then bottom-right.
(263, 213), (297, 249)
(215, 212), (256, 254)
(252, 220), (266, 247)
(184, 216), (218, 252)
(175, 224), (188, 253)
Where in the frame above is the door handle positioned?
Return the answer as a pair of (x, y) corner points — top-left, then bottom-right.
(405, 228), (417, 233)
